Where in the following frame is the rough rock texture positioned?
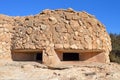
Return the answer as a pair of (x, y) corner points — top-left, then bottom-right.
(0, 9), (111, 63)
(0, 15), (15, 60)
(0, 61), (120, 80)
(12, 9), (111, 51)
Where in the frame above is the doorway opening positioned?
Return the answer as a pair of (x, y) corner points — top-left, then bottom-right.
(11, 50), (43, 62)
(63, 53), (79, 61)
(36, 52), (42, 61)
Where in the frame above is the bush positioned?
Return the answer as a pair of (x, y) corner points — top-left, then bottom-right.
(109, 33), (120, 63)
(109, 50), (120, 63)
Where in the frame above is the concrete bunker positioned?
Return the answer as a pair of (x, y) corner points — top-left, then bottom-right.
(55, 49), (105, 63)
(11, 49), (105, 65)
(0, 9), (111, 65)
(12, 50), (43, 62)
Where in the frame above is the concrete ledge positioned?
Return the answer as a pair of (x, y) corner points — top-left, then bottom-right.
(55, 49), (105, 53)
(12, 49), (43, 53)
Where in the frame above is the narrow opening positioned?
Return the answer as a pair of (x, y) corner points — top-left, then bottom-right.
(12, 50), (43, 62)
(63, 53), (79, 61)
(36, 52), (42, 61)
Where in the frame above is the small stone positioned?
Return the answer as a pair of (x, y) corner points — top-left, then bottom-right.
(70, 44), (78, 49)
(67, 8), (74, 12)
(40, 24), (47, 30)
(63, 20), (69, 24)
(27, 20), (33, 27)
(49, 43), (54, 47)
(26, 27), (32, 34)
(54, 44), (63, 49)
(41, 9), (51, 14)
(63, 44), (70, 49)
(24, 43), (30, 49)
(49, 16), (57, 24)
(55, 26), (61, 32)
(29, 44), (36, 49)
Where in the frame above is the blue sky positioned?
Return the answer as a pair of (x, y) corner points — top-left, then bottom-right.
(0, 0), (120, 34)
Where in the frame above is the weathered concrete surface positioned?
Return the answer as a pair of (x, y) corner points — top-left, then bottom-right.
(0, 9), (111, 64)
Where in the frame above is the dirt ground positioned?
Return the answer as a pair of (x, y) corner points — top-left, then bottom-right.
(0, 61), (120, 80)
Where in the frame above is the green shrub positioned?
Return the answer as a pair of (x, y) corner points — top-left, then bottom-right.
(109, 33), (120, 63)
(109, 50), (120, 63)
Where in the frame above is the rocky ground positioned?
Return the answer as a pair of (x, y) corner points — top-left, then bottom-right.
(0, 61), (120, 80)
